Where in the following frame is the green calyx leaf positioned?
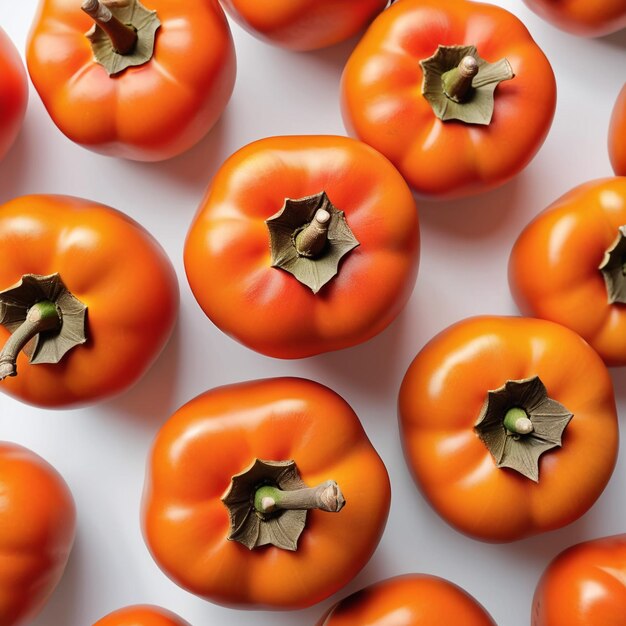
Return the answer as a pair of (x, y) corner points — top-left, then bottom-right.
(474, 376), (573, 482)
(85, 0), (160, 76)
(266, 191), (360, 294)
(421, 44), (515, 125)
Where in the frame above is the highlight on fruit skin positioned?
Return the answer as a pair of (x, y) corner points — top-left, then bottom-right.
(532, 534), (626, 626)
(92, 605), (191, 626)
(315, 574), (496, 626)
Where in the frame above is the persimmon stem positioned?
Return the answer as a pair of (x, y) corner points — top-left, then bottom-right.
(503, 407), (534, 435)
(442, 55), (479, 102)
(82, 0), (138, 55)
(295, 209), (331, 258)
(254, 480), (345, 514)
(0, 301), (61, 380)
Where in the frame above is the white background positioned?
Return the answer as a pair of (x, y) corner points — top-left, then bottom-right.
(0, 2), (625, 625)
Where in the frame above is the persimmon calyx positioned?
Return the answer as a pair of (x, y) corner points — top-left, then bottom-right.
(474, 376), (573, 482)
(266, 191), (360, 294)
(0, 274), (87, 380)
(599, 225), (626, 304)
(83, 0), (160, 76)
(222, 459), (346, 551)
(421, 45), (515, 125)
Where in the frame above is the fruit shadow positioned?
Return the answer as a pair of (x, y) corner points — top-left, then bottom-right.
(30, 535), (87, 626)
(417, 175), (524, 239)
(126, 112), (232, 191)
(248, 540), (394, 626)
(601, 28), (626, 49)
(300, 33), (363, 72)
(103, 320), (182, 431)
(610, 366), (626, 405)
(0, 112), (34, 203)
(305, 305), (411, 401)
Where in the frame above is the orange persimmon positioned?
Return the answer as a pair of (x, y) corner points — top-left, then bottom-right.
(509, 178), (626, 366)
(523, 0), (626, 37)
(184, 135), (419, 359)
(532, 534), (626, 625)
(341, 0), (556, 198)
(398, 316), (618, 542)
(0, 195), (178, 408)
(0, 442), (75, 626)
(0, 27), (27, 162)
(142, 377), (390, 609)
(610, 85), (626, 176)
(316, 575), (496, 626)
(219, 0), (387, 51)
(27, 0), (236, 161)
(93, 606), (190, 626)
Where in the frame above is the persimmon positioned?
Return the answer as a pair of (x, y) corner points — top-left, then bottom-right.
(220, 0), (387, 51)
(399, 316), (618, 542)
(0, 195), (178, 408)
(509, 178), (626, 366)
(0, 27), (27, 162)
(27, 0), (236, 161)
(341, 0), (556, 198)
(184, 135), (419, 358)
(93, 605), (190, 626)
(0, 443), (75, 626)
(533, 534), (626, 625)
(316, 574), (496, 626)
(523, 0), (626, 37)
(143, 378), (390, 608)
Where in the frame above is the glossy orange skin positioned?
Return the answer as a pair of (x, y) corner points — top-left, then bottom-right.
(220, 0), (387, 51)
(0, 195), (178, 408)
(399, 316), (618, 542)
(509, 178), (626, 367)
(93, 605), (190, 626)
(143, 377), (391, 609)
(0, 442), (75, 626)
(0, 27), (27, 162)
(184, 135), (419, 359)
(523, 0), (626, 37)
(341, 0), (557, 199)
(26, 0), (236, 161)
(316, 575), (496, 626)
(533, 535), (626, 625)
(610, 86), (626, 176)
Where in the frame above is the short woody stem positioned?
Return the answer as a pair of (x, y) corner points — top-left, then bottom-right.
(503, 407), (534, 435)
(82, 0), (138, 55)
(295, 209), (331, 258)
(254, 480), (345, 514)
(0, 301), (61, 380)
(442, 55), (479, 102)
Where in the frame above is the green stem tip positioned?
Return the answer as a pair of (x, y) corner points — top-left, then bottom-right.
(503, 407), (534, 435)
(254, 480), (345, 515)
(0, 301), (61, 380)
